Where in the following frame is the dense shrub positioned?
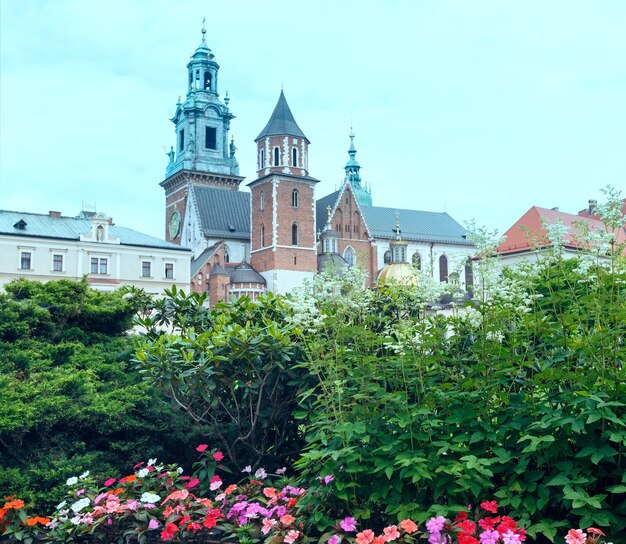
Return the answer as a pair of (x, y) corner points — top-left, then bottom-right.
(0, 280), (203, 511)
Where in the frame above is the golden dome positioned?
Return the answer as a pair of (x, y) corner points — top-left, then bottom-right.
(377, 262), (419, 286)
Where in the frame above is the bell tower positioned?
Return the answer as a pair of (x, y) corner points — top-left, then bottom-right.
(160, 21), (244, 244)
(249, 91), (318, 293)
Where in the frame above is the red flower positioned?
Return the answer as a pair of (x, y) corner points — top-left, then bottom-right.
(454, 511), (469, 523)
(588, 528), (605, 536)
(213, 451), (224, 461)
(188, 522), (202, 532)
(480, 500), (499, 513)
(161, 522), (178, 540)
(104, 478), (116, 487)
(458, 535), (479, 544)
(196, 444), (209, 452)
(478, 517), (501, 531)
(457, 520), (476, 535)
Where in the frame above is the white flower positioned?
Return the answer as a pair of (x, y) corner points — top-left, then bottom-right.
(70, 515), (82, 525)
(242, 465), (252, 473)
(140, 492), (161, 504)
(56, 500), (67, 510)
(138, 468), (149, 478)
(66, 476), (78, 486)
(254, 468), (267, 479)
(79, 470), (90, 479)
(70, 497), (90, 513)
(147, 458), (157, 466)
(176, 467), (184, 474)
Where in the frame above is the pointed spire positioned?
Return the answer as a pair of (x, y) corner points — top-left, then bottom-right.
(255, 90), (309, 142)
(201, 17), (206, 43)
(395, 211), (401, 240)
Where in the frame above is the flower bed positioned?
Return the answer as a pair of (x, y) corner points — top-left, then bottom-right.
(0, 446), (612, 544)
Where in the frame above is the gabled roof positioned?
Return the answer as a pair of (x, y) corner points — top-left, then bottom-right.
(315, 191), (471, 246)
(497, 206), (625, 254)
(193, 186), (250, 240)
(0, 210), (188, 251)
(191, 242), (222, 277)
(255, 91), (309, 143)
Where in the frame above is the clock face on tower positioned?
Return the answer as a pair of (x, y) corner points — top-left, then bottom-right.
(168, 209), (181, 239)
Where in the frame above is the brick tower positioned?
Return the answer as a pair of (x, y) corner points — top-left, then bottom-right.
(249, 91), (319, 293)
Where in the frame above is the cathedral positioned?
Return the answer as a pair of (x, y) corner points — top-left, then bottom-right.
(161, 26), (475, 305)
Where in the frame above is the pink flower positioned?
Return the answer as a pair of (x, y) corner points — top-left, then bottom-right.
(196, 444), (209, 452)
(426, 516), (446, 533)
(213, 451), (224, 461)
(383, 525), (401, 542)
(587, 528), (605, 536)
(340, 517), (357, 532)
(148, 519), (159, 530)
(328, 536), (341, 544)
(185, 478), (200, 490)
(261, 518), (277, 535)
(285, 530), (300, 544)
(356, 530), (375, 544)
(399, 519), (418, 534)
(103, 478), (116, 487)
(209, 475), (222, 491)
(565, 529), (587, 544)
(280, 514), (295, 525)
(479, 530), (500, 544)
(502, 530), (522, 544)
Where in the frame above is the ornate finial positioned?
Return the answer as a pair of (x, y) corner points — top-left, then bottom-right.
(395, 211), (401, 239)
(177, 95), (181, 104)
(281, 80), (283, 90)
(224, 90), (230, 107)
(326, 205), (332, 224)
(201, 17), (206, 42)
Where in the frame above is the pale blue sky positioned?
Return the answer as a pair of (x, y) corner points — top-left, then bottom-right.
(1, 0), (625, 239)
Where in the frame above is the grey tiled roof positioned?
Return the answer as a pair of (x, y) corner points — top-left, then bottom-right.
(255, 91), (309, 142)
(194, 187), (250, 240)
(231, 262), (266, 285)
(191, 242), (221, 277)
(315, 192), (471, 245)
(0, 210), (189, 251)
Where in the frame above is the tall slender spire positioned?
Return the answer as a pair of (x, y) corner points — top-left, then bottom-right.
(343, 128), (372, 207)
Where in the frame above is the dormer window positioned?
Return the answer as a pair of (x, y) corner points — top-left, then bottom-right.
(14, 219), (27, 230)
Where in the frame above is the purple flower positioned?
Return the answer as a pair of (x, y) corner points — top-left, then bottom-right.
(148, 519), (159, 530)
(426, 516), (446, 533)
(340, 517), (357, 532)
(328, 536), (341, 544)
(480, 530), (500, 544)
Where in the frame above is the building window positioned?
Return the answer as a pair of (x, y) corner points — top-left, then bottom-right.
(384, 250), (391, 264)
(205, 126), (217, 149)
(393, 246), (406, 263)
(90, 257), (108, 275)
(344, 246), (356, 267)
(292, 147), (298, 166)
(412, 252), (422, 270)
(179, 129), (185, 152)
(204, 72), (212, 91)
(20, 252), (32, 270)
(224, 245), (230, 263)
(439, 255), (448, 282)
(273, 147), (280, 166)
(165, 263), (174, 279)
(142, 261), (152, 278)
(292, 189), (299, 208)
(291, 223), (298, 246)
(52, 254), (63, 272)
(260, 149), (265, 168)
(96, 225), (104, 241)
(260, 191), (265, 210)
(260, 224), (265, 247)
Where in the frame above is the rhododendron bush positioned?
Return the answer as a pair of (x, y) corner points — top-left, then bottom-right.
(2, 447), (606, 544)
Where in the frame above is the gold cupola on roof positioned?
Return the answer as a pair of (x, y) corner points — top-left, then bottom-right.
(377, 212), (419, 286)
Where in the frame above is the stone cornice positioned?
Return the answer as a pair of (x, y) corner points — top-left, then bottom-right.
(160, 169), (245, 193)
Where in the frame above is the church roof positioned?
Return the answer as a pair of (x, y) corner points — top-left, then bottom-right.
(191, 242), (221, 277)
(0, 210), (188, 251)
(255, 91), (309, 143)
(231, 262), (266, 285)
(315, 193), (471, 246)
(194, 186), (250, 240)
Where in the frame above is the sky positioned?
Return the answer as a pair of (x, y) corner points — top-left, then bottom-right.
(1, 0), (625, 240)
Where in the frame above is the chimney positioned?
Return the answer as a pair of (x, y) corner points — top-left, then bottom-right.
(551, 207), (559, 211)
(49, 211), (61, 218)
(589, 199), (597, 214)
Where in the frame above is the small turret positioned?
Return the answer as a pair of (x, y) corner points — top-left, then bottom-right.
(343, 129), (372, 207)
(377, 212), (418, 286)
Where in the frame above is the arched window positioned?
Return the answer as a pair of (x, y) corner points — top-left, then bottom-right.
(384, 250), (392, 264)
(224, 245), (230, 263)
(96, 225), (104, 242)
(260, 191), (265, 210)
(292, 147), (298, 166)
(260, 224), (265, 247)
(292, 189), (299, 208)
(273, 147), (280, 166)
(260, 149), (265, 168)
(412, 252), (422, 270)
(393, 246), (406, 263)
(291, 223), (298, 246)
(204, 72), (212, 90)
(439, 255), (448, 282)
(344, 246), (356, 267)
